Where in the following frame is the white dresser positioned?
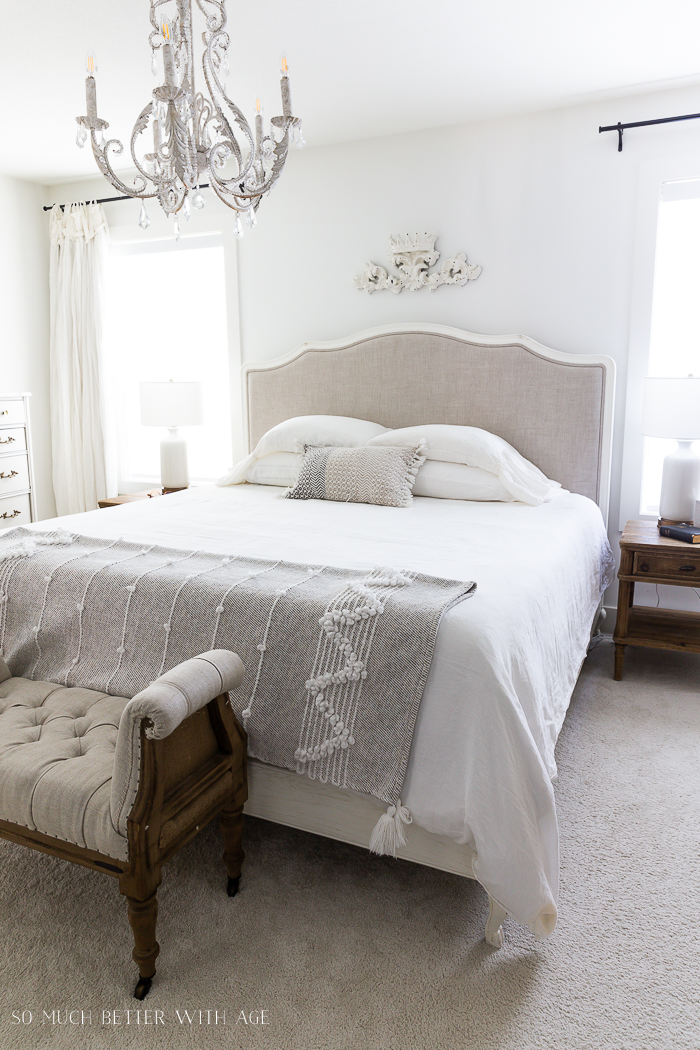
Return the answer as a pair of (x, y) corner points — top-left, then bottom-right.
(0, 394), (36, 526)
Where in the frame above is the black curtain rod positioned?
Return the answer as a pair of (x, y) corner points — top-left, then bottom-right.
(599, 112), (700, 152)
(43, 184), (210, 212)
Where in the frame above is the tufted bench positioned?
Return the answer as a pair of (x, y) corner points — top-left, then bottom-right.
(0, 649), (247, 999)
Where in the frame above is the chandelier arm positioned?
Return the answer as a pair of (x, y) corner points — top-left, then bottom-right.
(205, 154), (252, 212)
(195, 0), (225, 33)
(201, 33), (255, 182)
(206, 118), (292, 203)
(269, 130), (291, 187)
(129, 102), (163, 191)
(193, 90), (239, 174)
(199, 33), (242, 164)
(253, 127), (292, 197)
(92, 132), (156, 199)
(206, 137), (286, 205)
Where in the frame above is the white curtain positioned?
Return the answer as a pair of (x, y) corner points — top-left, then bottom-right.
(49, 202), (116, 516)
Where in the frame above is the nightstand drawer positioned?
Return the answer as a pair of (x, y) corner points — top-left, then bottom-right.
(0, 492), (31, 525)
(0, 400), (25, 427)
(0, 454), (29, 495)
(0, 427), (26, 453)
(633, 551), (700, 579)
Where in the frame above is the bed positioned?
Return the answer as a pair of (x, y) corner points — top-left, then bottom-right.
(18, 323), (615, 945)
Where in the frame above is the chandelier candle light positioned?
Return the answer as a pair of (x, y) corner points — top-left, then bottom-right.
(75, 0), (304, 239)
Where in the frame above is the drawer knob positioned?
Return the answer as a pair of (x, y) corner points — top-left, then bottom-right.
(639, 562), (649, 571)
(1, 510), (20, 519)
(0, 410), (8, 416)
(0, 470), (18, 480)
(0, 436), (15, 445)
(679, 565), (697, 572)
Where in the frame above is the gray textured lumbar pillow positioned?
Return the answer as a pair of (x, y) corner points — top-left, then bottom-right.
(286, 443), (426, 507)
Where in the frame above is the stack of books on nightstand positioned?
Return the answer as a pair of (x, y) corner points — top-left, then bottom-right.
(658, 524), (700, 544)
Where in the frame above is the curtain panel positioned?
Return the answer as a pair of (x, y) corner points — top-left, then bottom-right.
(49, 202), (113, 515)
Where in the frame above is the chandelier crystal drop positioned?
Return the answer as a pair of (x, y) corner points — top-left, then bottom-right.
(137, 203), (151, 230)
(75, 0), (302, 235)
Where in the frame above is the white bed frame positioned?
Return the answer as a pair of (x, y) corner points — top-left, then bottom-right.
(239, 323), (615, 945)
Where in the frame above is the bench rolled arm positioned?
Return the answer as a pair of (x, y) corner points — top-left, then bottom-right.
(122, 649), (244, 741)
(110, 650), (244, 837)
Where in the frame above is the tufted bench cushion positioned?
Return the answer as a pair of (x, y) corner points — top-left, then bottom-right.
(0, 674), (130, 860)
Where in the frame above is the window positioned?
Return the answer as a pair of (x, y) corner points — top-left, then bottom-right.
(104, 235), (231, 489)
(639, 179), (700, 516)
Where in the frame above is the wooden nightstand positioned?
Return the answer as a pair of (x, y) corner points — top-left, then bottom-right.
(98, 489), (163, 509)
(614, 520), (700, 679)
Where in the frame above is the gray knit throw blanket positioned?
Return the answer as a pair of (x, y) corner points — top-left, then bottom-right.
(0, 528), (475, 852)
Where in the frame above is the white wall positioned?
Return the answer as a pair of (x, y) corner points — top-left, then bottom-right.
(0, 176), (54, 520)
(46, 81), (700, 604)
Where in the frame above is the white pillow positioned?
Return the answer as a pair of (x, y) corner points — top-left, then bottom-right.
(244, 452), (303, 487)
(218, 415), (389, 486)
(413, 461), (515, 501)
(367, 424), (561, 505)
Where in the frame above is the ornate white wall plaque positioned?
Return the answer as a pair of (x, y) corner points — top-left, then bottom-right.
(354, 233), (482, 294)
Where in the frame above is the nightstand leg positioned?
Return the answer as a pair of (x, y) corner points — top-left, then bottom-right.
(614, 643), (625, 681)
(613, 573), (633, 681)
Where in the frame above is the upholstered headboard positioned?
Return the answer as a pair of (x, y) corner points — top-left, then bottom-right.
(242, 324), (615, 522)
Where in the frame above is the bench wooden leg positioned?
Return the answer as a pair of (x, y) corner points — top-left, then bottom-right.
(119, 869), (161, 1000)
(125, 892), (159, 999)
(220, 803), (245, 897)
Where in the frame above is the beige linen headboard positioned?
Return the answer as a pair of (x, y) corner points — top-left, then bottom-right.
(243, 324), (615, 522)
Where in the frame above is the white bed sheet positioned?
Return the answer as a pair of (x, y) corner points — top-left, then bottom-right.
(25, 485), (613, 937)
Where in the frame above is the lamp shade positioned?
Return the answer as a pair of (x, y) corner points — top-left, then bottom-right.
(641, 377), (700, 440)
(140, 381), (204, 428)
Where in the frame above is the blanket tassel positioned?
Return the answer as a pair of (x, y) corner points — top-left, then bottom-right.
(369, 801), (412, 857)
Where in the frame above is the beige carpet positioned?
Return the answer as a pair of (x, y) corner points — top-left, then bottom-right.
(1, 640), (699, 1050)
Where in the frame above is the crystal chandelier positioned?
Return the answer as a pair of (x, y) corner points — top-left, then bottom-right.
(75, 0), (304, 239)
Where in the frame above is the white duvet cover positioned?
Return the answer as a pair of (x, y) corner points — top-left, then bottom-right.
(26, 485), (614, 937)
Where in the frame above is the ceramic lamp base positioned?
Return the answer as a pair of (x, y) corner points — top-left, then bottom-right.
(160, 428), (189, 490)
(658, 441), (700, 525)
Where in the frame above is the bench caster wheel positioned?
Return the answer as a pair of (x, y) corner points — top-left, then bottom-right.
(227, 876), (240, 897)
(133, 976), (153, 1000)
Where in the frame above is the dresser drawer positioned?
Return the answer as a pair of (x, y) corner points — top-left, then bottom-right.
(633, 550), (700, 580)
(0, 400), (25, 426)
(0, 427), (26, 453)
(0, 453), (29, 495)
(0, 492), (31, 526)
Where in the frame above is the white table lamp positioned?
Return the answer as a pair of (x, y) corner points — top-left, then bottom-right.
(140, 381), (204, 491)
(641, 376), (700, 524)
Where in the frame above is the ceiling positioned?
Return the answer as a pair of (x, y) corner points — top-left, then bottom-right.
(2, 0), (700, 184)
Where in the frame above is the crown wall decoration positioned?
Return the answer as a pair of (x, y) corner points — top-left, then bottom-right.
(354, 234), (482, 294)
